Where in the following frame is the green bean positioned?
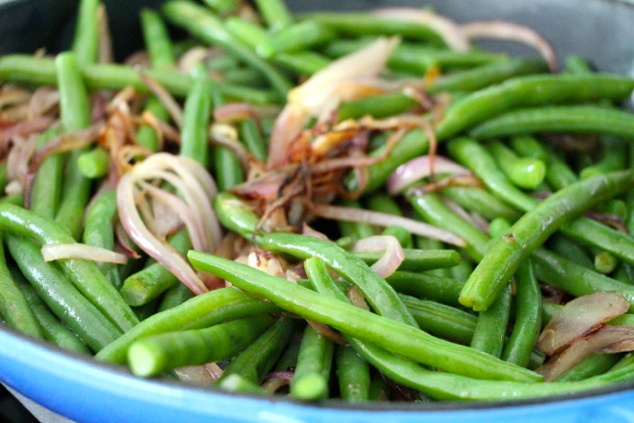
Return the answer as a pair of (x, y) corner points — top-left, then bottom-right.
(71, 0), (99, 65)
(557, 355), (622, 382)
(54, 52), (92, 239)
(96, 287), (280, 363)
(471, 105), (634, 140)
(487, 140), (546, 190)
(77, 147), (109, 179)
(253, 0), (293, 30)
(338, 93), (419, 121)
(547, 234), (593, 269)
(83, 190), (122, 289)
(202, 0), (239, 15)
(140, 8), (176, 70)
(354, 248), (461, 272)
(7, 236), (122, 351)
(137, 8), (176, 152)
(441, 187), (521, 222)
(564, 55), (594, 75)
(325, 39), (505, 73)
(399, 294), (476, 345)
(0, 161), (7, 193)
(502, 260), (542, 367)
(532, 249), (634, 312)
(335, 345), (371, 402)
(224, 17), (329, 76)
(29, 129), (63, 218)
(448, 137), (634, 266)
(213, 144), (245, 191)
(119, 230), (190, 306)
(189, 251), (541, 382)
(180, 64), (212, 166)
(290, 323), (335, 401)
(217, 316), (299, 384)
(385, 271), (464, 307)
(0, 235), (42, 338)
(580, 138), (627, 180)
(257, 232), (417, 327)
(303, 252), (620, 400)
(511, 137), (580, 190)
(132, 301), (158, 322)
(408, 192), (489, 261)
(0, 203), (138, 331)
(594, 251), (619, 274)
(162, 1), (292, 98)
(303, 13), (446, 44)
(219, 374), (267, 395)
(460, 169), (634, 311)
(355, 72), (634, 193)
(339, 59), (548, 121)
(128, 314), (275, 377)
(470, 283), (511, 358)
(12, 269), (89, 354)
(449, 259), (474, 283)
(0, 55), (278, 104)
(257, 21), (335, 59)
(239, 119), (268, 161)
(157, 283), (195, 312)
(437, 75), (634, 140)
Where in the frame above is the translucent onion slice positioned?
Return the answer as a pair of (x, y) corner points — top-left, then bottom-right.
(41, 243), (128, 264)
(311, 203), (466, 247)
(537, 292), (629, 356)
(373, 8), (470, 52)
(387, 155), (470, 195)
(461, 21), (558, 71)
(117, 153), (223, 295)
(537, 326), (634, 381)
(351, 235), (404, 278)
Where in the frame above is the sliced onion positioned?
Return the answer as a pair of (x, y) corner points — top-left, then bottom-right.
(117, 153), (223, 295)
(461, 21), (558, 71)
(138, 72), (184, 128)
(267, 103), (306, 169)
(536, 292), (629, 356)
(311, 203), (466, 247)
(174, 364), (222, 385)
(288, 37), (399, 120)
(29, 87), (59, 118)
(373, 8), (469, 52)
(537, 325), (634, 381)
(0, 88), (30, 110)
(352, 235), (404, 279)
(387, 155), (470, 195)
(41, 243), (128, 264)
(0, 116), (55, 154)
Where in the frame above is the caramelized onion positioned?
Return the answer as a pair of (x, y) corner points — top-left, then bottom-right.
(537, 292), (629, 356)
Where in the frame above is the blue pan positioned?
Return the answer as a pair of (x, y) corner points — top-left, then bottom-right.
(2, 1), (634, 422)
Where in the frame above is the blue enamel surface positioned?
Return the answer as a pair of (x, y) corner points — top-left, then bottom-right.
(2, 327), (634, 422)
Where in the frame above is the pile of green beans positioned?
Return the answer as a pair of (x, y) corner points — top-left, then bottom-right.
(3, 0), (634, 408)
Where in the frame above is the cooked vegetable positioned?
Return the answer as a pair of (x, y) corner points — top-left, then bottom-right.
(2, 0), (634, 406)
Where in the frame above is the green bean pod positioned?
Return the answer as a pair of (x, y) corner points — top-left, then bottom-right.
(0, 235), (43, 339)
(290, 323), (335, 401)
(471, 105), (634, 140)
(460, 169), (634, 311)
(128, 314), (276, 376)
(0, 203), (138, 332)
(7, 236), (122, 352)
(96, 287), (280, 363)
(189, 251), (541, 382)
